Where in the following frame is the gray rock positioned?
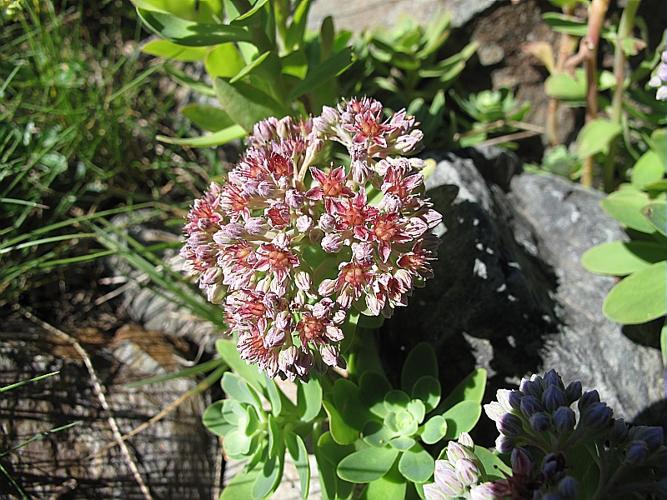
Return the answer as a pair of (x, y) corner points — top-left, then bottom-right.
(307, 0), (501, 33)
(379, 148), (664, 439)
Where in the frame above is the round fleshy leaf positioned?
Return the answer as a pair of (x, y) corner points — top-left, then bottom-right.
(253, 446), (285, 499)
(401, 343), (438, 392)
(285, 431), (310, 498)
(224, 429), (252, 458)
(386, 409), (418, 437)
(337, 446), (400, 483)
(440, 368), (486, 410)
(202, 401), (233, 437)
(603, 262), (667, 324)
(363, 420), (398, 447)
(420, 415), (448, 445)
(384, 390), (411, 412)
(389, 436), (416, 451)
(443, 400), (482, 439)
(360, 371), (392, 418)
(411, 376), (441, 412)
(643, 202), (667, 237)
(632, 151), (664, 189)
(407, 400), (426, 424)
(601, 190), (655, 233)
(398, 444), (435, 483)
(582, 241), (667, 276)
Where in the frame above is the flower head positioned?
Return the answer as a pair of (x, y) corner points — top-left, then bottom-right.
(649, 44), (667, 101)
(181, 99), (439, 379)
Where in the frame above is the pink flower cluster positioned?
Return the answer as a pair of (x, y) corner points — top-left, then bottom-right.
(181, 98), (441, 379)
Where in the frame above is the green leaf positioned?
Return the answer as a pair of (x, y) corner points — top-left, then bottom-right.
(216, 339), (265, 391)
(224, 429), (252, 457)
(545, 70), (586, 100)
(386, 409), (419, 436)
(631, 152), (664, 188)
(601, 190), (655, 233)
(473, 445), (511, 481)
(443, 401), (482, 439)
(363, 420), (398, 447)
(315, 432), (354, 500)
(407, 400), (426, 423)
(264, 376), (282, 417)
(323, 400), (358, 445)
(582, 241), (667, 276)
(202, 401), (233, 436)
(221, 372), (262, 409)
(603, 261), (667, 324)
(132, 0), (222, 21)
(401, 342), (438, 393)
(297, 377), (322, 422)
(285, 0), (312, 49)
(281, 50), (309, 79)
(542, 12), (588, 36)
(643, 202), (667, 237)
(141, 39), (207, 61)
(230, 50), (271, 83)
(137, 9), (252, 46)
(384, 390), (411, 412)
(268, 415), (283, 457)
(334, 379), (369, 429)
(253, 447), (285, 499)
(649, 129), (667, 171)
(214, 79), (287, 132)
(220, 468), (260, 500)
(363, 460), (407, 500)
(287, 47), (353, 100)
(231, 0), (269, 24)
(389, 436), (417, 451)
(421, 415), (448, 445)
(181, 103), (234, 132)
(205, 43), (245, 78)
(440, 368), (487, 411)
(360, 371), (392, 418)
(577, 118), (622, 158)
(157, 125), (246, 147)
(661, 321), (667, 365)
(398, 444), (434, 484)
(411, 376), (441, 413)
(337, 447), (399, 483)
(286, 431), (310, 498)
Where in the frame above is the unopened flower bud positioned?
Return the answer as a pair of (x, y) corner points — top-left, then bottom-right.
(543, 369), (564, 389)
(498, 414), (523, 437)
(553, 406), (576, 434)
(455, 458), (480, 486)
(543, 385), (566, 412)
(447, 440), (475, 462)
(557, 476), (578, 498)
(578, 390), (600, 412)
(458, 432), (474, 448)
(581, 402), (612, 430)
(625, 440), (649, 465)
(529, 412), (551, 432)
(484, 402), (506, 422)
(610, 418), (629, 443)
(321, 233), (344, 253)
(564, 380), (582, 404)
(511, 448), (533, 476)
(629, 426), (664, 452)
(296, 214), (313, 233)
(519, 378), (542, 398)
(520, 395), (543, 418)
(495, 435), (513, 453)
(541, 452), (564, 479)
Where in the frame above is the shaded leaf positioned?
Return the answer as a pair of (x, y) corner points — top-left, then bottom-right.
(604, 261), (667, 324)
(401, 342), (438, 393)
(582, 241), (667, 276)
(411, 376), (441, 413)
(286, 431), (310, 498)
(315, 432), (354, 500)
(337, 447), (399, 483)
(440, 368), (487, 411)
(288, 47), (353, 100)
(202, 401), (232, 436)
(297, 377), (322, 422)
(181, 103), (234, 131)
(214, 79), (287, 132)
(322, 400), (358, 445)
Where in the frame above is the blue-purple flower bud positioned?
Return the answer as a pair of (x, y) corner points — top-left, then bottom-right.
(541, 452), (564, 479)
(495, 435), (514, 453)
(629, 426), (664, 452)
(498, 413), (523, 437)
(578, 390), (600, 412)
(511, 447), (533, 476)
(520, 377), (543, 398)
(564, 380), (582, 404)
(625, 440), (649, 465)
(557, 476), (578, 498)
(610, 418), (629, 443)
(520, 395), (543, 418)
(543, 385), (566, 412)
(581, 402), (612, 430)
(553, 406), (576, 434)
(543, 369), (564, 389)
(530, 412), (551, 432)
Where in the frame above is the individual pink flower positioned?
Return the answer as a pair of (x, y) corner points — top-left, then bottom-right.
(306, 166), (353, 200)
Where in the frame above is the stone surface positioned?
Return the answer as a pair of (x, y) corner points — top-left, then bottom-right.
(0, 317), (219, 498)
(308, 0), (500, 32)
(378, 147), (664, 442)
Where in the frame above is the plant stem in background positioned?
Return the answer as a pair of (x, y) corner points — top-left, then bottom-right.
(604, 0), (642, 190)
(568, 0), (610, 187)
(546, 5), (577, 146)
